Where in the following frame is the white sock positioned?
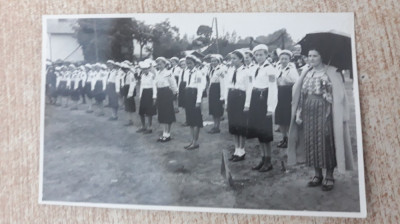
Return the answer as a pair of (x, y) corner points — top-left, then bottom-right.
(237, 148), (245, 157)
(164, 132), (170, 137)
(233, 148), (239, 156)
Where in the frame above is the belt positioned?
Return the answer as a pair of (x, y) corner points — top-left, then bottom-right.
(253, 87), (268, 91)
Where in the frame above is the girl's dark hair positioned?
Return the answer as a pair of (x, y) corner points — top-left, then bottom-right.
(231, 51), (244, 64)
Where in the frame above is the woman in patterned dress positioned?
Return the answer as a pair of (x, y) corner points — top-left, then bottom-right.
(287, 48), (355, 191)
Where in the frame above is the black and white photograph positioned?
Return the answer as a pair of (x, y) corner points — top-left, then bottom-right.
(40, 12), (366, 217)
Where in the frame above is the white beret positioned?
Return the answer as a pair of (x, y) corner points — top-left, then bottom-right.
(139, 60), (151, 69)
(155, 57), (168, 64)
(278, 49), (293, 58)
(170, 57), (179, 62)
(252, 44), (269, 53)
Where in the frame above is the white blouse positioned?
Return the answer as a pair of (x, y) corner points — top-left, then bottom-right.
(185, 67), (207, 104)
(155, 69), (178, 94)
(224, 65), (252, 108)
(139, 71), (157, 99)
(276, 63), (299, 86)
(251, 60), (278, 113)
(126, 71), (137, 98)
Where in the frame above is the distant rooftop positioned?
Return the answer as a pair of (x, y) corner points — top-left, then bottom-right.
(47, 19), (77, 34)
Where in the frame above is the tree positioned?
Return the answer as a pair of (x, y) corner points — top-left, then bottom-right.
(151, 20), (184, 58)
(133, 20), (153, 60)
(74, 18), (136, 63)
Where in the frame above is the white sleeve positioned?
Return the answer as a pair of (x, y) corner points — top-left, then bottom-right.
(244, 70), (253, 108)
(127, 73), (136, 98)
(196, 72), (206, 104)
(267, 68), (278, 112)
(115, 71), (121, 93)
(152, 75), (157, 99)
(219, 69), (226, 101)
(288, 68), (300, 84)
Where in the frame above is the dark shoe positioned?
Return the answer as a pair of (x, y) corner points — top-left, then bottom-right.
(124, 121), (134, 126)
(160, 136), (171, 142)
(307, 176), (324, 187)
(143, 129), (152, 134)
(232, 154), (245, 162)
(228, 154), (237, 161)
(136, 128), (146, 133)
(252, 157), (265, 170)
(277, 137), (288, 148)
(108, 116), (118, 121)
(259, 156), (273, 172)
(322, 178), (335, 191)
(186, 144), (199, 150)
(184, 143), (193, 149)
(208, 128), (220, 134)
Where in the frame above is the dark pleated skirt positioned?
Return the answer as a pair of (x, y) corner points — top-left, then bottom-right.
(303, 94), (337, 169)
(247, 88), (273, 143)
(275, 85), (293, 126)
(139, 88), (157, 116)
(184, 88), (203, 127)
(120, 85), (129, 98)
(157, 87), (176, 124)
(57, 81), (69, 97)
(70, 80), (82, 101)
(84, 82), (93, 99)
(93, 80), (106, 103)
(47, 85), (58, 98)
(107, 83), (119, 109)
(124, 85), (136, 112)
(208, 83), (224, 117)
(227, 89), (248, 136)
(178, 81), (187, 107)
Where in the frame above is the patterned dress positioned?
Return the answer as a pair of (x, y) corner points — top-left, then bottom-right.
(299, 69), (337, 169)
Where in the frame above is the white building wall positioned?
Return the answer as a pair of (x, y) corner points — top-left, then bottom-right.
(47, 34), (84, 62)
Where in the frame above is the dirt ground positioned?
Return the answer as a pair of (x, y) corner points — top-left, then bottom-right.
(42, 78), (360, 212)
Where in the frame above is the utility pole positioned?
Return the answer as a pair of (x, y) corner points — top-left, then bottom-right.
(94, 19), (99, 62)
(213, 17), (219, 54)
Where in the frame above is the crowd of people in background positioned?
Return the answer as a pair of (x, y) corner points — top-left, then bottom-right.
(45, 43), (354, 191)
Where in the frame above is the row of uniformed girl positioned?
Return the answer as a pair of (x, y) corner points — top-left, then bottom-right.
(48, 44), (299, 172)
(146, 45), (299, 172)
(51, 61), (137, 123)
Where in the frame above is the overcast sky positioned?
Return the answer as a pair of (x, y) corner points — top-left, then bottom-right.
(131, 13), (354, 42)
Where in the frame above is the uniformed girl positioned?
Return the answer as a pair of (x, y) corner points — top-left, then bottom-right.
(56, 65), (70, 108)
(177, 58), (188, 123)
(224, 50), (253, 162)
(154, 57), (178, 142)
(247, 44), (278, 172)
(207, 54), (226, 134)
(182, 55), (206, 150)
(121, 62), (137, 126)
(46, 66), (58, 105)
(92, 63), (107, 116)
(275, 50), (299, 148)
(106, 60), (120, 120)
(83, 64), (95, 113)
(69, 65), (82, 110)
(136, 60), (157, 134)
